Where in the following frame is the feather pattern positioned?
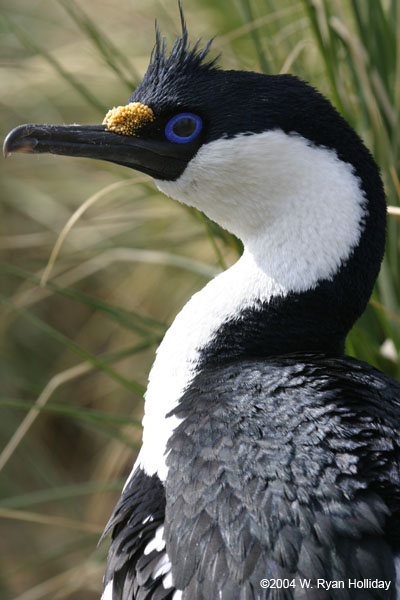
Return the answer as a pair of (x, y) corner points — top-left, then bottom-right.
(163, 355), (400, 599)
(102, 469), (173, 600)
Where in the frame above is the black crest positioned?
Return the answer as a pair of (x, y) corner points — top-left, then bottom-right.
(151, 4), (217, 77)
(130, 4), (218, 112)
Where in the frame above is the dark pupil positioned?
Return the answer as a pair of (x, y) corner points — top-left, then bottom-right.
(172, 117), (197, 138)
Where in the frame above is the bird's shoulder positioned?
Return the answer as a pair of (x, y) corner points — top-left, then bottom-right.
(164, 354), (400, 598)
(171, 352), (400, 435)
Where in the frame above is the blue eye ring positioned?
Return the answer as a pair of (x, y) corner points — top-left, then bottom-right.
(165, 113), (203, 144)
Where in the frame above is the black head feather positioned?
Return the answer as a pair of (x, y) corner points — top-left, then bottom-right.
(150, 4), (217, 78)
(130, 5), (217, 115)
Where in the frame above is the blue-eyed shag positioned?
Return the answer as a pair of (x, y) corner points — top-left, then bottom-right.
(4, 8), (400, 600)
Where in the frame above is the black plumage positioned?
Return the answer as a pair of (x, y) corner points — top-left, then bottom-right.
(4, 6), (400, 600)
(104, 355), (400, 598)
(102, 470), (170, 599)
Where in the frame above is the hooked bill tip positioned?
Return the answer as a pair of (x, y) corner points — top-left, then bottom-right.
(3, 125), (37, 158)
(2, 134), (10, 158)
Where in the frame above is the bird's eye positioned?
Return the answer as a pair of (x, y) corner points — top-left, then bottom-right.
(165, 113), (203, 144)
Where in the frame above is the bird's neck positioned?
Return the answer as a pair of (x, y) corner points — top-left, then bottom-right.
(139, 130), (387, 480)
(139, 247), (348, 480)
(171, 244), (348, 372)
(155, 129), (378, 366)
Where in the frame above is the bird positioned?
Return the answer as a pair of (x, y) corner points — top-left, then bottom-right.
(4, 6), (400, 600)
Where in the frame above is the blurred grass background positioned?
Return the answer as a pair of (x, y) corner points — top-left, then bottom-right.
(0, 0), (399, 598)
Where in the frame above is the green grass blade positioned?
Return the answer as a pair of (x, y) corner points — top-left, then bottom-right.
(3, 263), (167, 337)
(0, 398), (142, 428)
(0, 11), (107, 114)
(0, 480), (124, 510)
(238, 0), (271, 73)
(58, 0), (138, 91)
(301, 0), (347, 117)
(0, 294), (146, 397)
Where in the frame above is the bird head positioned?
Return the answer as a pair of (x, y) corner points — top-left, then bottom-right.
(3, 7), (386, 322)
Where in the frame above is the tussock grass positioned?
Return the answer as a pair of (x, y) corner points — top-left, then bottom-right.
(1, 0), (399, 597)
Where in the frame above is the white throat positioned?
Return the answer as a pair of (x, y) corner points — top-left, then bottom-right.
(131, 129), (367, 481)
(158, 130), (367, 287)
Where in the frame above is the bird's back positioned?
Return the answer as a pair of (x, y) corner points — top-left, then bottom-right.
(104, 354), (400, 599)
